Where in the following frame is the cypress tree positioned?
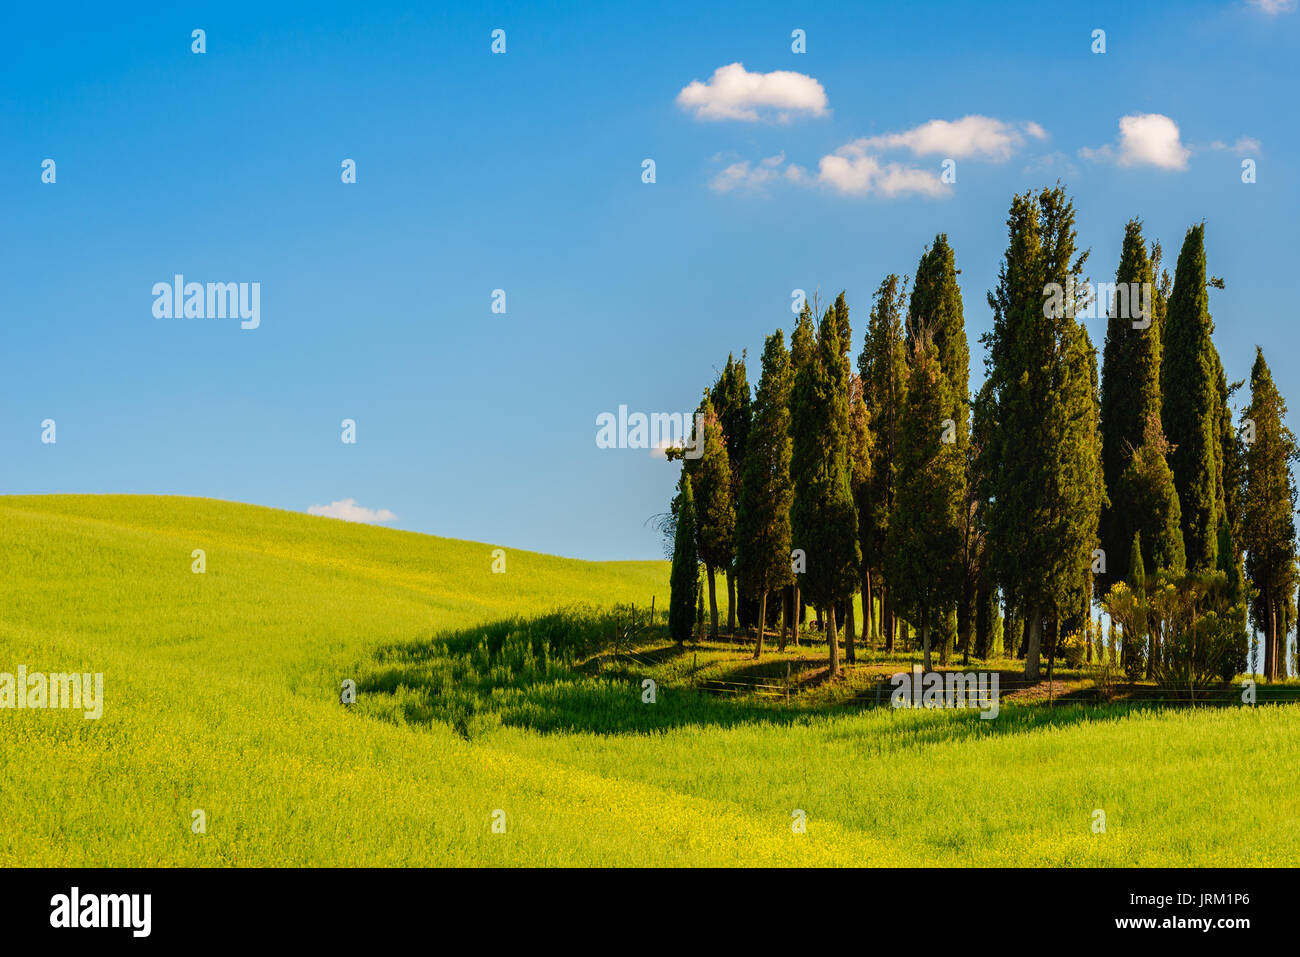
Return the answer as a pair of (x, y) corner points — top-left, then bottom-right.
(908, 234), (972, 662)
(690, 395), (734, 640)
(1125, 530), (1147, 677)
(886, 334), (964, 670)
(668, 475), (700, 644)
(858, 275), (909, 652)
(788, 303), (817, 644)
(1067, 318), (1106, 659)
(1240, 348), (1298, 682)
(834, 290), (863, 658)
(791, 304), (861, 676)
(908, 233), (970, 447)
(847, 370), (874, 651)
(710, 354), (752, 630)
(1113, 412), (1185, 576)
(983, 185), (1094, 680)
(735, 332), (795, 659)
(1161, 224), (1222, 572)
(1098, 220), (1163, 593)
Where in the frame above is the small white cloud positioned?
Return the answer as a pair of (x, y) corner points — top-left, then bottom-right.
(677, 63), (828, 122)
(844, 115), (1043, 162)
(816, 151), (948, 198)
(307, 498), (397, 524)
(1248, 0), (1295, 14)
(1209, 136), (1261, 154)
(1023, 121), (1049, 141)
(1081, 113), (1190, 170)
(709, 153), (790, 192)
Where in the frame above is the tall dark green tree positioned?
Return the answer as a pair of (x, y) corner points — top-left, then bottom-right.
(908, 234), (971, 660)
(690, 395), (734, 640)
(886, 335), (964, 669)
(710, 354), (752, 630)
(908, 233), (970, 446)
(788, 303), (817, 644)
(858, 275), (909, 651)
(832, 290), (865, 657)
(791, 304), (861, 676)
(736, 332), (795, 659)
(1113, 412), (1185, 577)
(982, 185), (1096, 680)
(668, 474), (700, 644)
(1098, 220), (1163, 594)
(847, 371), (874, 650)
(1161, 224), (1223, 572)
(1240, 348), (1298, 682)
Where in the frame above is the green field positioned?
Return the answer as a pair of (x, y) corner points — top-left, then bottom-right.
(2, 494), (1297, 866)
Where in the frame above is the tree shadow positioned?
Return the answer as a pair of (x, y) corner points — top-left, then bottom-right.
(350, 610), (1292, 740)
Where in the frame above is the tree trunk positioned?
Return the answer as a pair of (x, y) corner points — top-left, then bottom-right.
(922, 614), (932, 671)
(1145, 612), (1158, 680)
(785, 579), (795, 647)
(706, 565), (719, 640)
(1268, 596), (1278, 682)
(726, 569), (737, 635)
(1263, 588), (1274, 682)
(974, 577), (991, 659)
(827, 604), (840, 676)
(845, 596), (856, 663)
(778, 587), (789, 652)
(958, 578), (973, 667)
(753, 588), (767, 660)
(883, 589), (895, 652)
(863, 569), (874, 646)
(1025, 608), (1042, 680)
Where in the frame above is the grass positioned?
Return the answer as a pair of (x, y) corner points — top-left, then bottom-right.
(2, 494), (1298, 866)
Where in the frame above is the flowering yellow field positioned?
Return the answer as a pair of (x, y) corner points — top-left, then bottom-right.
(1, 495), (1296, 866)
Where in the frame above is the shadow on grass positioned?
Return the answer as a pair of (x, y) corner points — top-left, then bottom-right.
(350, 607), (1292, 740)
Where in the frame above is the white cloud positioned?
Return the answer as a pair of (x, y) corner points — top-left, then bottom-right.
(816, 151), (948, 198)
(1081, 113), (1190, 170)
(843, 115), (1045, 162)
(677, 63), (828, 121)
(1209, 136), (1261, 154)
(1248, 0), (1295, 14)
(307, 498), (397, 524)
(709, 153), (789, 192)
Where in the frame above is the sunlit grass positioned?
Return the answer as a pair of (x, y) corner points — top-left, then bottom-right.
(1, 494), (1296, 866)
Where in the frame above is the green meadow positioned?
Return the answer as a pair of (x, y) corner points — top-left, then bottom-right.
(1, 494), (1297, 866)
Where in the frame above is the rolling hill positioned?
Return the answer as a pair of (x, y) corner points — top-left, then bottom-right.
(1, 494), (1296, 866)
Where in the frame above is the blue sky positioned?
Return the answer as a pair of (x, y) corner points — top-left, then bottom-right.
(3, 0), (1297, 560)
